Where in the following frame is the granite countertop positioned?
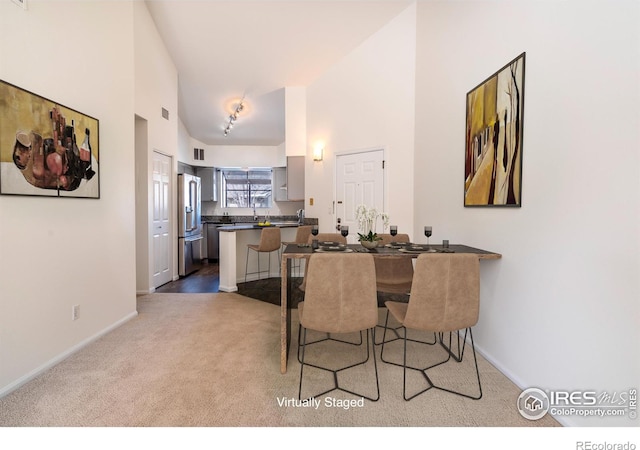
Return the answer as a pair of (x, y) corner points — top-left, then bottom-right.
(217, 220), (311, 231)
(202, 215), (317, 229)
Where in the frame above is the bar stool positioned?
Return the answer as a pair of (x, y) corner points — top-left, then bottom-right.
(281, 225), (312, 277)
(244, 227), (281, 283)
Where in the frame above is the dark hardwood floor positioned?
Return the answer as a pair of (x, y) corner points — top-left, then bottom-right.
(154, 260), (407, 309)
(154, 260), (292, 306)
(155, 260), (221, 293)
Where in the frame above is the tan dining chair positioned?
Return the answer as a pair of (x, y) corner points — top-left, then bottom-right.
(297, 253), (380, 401)
(374, 233), (412, 294)
(380, 253), (482, 401)
(372, 233), (423, 345)
(297, 233), (348, 292)
(244, 227), (281, 283)
(376, 233), (410, 246)
(309, 233), (347, 245)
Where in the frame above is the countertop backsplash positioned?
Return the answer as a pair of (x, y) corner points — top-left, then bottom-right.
(201, 200), (304, 217)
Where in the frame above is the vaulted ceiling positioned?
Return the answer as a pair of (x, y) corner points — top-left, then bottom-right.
(145, 1), (412, 146)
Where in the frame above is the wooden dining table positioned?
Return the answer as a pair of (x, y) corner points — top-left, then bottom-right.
(278, 242), (501, 373)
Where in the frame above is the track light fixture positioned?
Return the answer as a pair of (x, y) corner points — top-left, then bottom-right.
(224, 98), (245, 137)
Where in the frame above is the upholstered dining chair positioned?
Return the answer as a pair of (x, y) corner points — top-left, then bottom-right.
(372, 233), (429, 345)
(373, 233), (412, 294)
(297, 233), (348, 292)
(376, 233), (410, 246)
(244, 227), (281, 283)
(308, 233), (347, 245)
(297, 252), (380, 401)
(380, 253), (482, 401)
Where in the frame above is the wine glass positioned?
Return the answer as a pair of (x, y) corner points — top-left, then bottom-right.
(311, 225), (319, 236)
(340, 226), (349, 238)
(424, 226), (432, 247)
(390, 225), (398, 237)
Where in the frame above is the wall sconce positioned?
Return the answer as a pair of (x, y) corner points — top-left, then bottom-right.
(313, 144), (324, 162)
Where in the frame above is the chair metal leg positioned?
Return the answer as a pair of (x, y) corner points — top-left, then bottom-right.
(297, 325), (363, 364)
(399, 327), (482, 401)
(298, 326), (379, 402)
(437, 329), (468, 363)
(244, 248), (250, 283)
(246, 248), (279, 282)
(379, 310), (436, 365)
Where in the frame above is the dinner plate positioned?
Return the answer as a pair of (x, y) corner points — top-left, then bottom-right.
(385, 242), (411, 249)
(320, 241), (341, 246)
(399, 246), (438, 254)
(315, 248), (353, 253)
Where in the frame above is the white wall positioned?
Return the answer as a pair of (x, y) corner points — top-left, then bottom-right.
(0, 1), (137, 394)
(133, 1), (179, 292)
(285, 87), (307, 156)
(415, 1), (640, 426)
(306, 3), (416, 234)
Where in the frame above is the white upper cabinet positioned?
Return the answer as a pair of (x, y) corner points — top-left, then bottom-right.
(273, 167), (288, 201)
(196, 166), (218, 202)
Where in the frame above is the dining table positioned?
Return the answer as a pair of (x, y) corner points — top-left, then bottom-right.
(278, 242), (502, 374)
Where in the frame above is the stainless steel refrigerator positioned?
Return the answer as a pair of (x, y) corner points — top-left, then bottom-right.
(178, 173), (203, 276)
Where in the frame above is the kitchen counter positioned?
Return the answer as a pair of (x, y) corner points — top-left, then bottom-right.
(202, 215), (315, 226)
(217, 219), (317, 293)
(204, 221), (302, 264)
(218, 222), (301, 231)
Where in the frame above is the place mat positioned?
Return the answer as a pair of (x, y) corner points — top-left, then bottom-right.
(399, 245), (438, 254)
(385, 242), (411, 249)
(315, 247), (353, 253)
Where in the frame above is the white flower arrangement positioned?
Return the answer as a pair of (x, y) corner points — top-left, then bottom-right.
(355, 204), (389, 242)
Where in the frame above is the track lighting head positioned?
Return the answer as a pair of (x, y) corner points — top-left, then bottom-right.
(223, 97), (245, 137)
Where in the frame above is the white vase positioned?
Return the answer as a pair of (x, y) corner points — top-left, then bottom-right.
(360, 240), (378, 249)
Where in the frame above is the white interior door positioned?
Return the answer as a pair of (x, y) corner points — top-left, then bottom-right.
(152, 151), (172, 288)
(336, 150), (384, 243)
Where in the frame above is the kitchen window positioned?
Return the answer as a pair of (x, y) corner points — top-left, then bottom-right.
(221, 168), (273, 208)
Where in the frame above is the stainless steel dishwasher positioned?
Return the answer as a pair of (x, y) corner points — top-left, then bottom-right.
(207, 223), (221, 262)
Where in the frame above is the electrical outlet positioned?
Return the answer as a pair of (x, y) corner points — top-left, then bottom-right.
(72, 305), (80, 321)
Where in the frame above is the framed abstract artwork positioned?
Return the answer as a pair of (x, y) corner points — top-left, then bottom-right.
(0, 80), (99, 198)
(464, 52), (525, 207)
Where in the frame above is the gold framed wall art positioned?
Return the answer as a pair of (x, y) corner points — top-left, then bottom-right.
(464, 53), (525, 207)
(0, 80), (99, 198)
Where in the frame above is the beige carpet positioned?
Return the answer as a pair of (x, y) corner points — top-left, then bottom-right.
(0, 292), (560, 427)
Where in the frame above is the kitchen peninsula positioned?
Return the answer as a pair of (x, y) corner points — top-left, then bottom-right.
(215, 218), (316, 292)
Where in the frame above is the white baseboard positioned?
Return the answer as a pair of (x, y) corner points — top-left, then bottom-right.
(218, 285), (238, 293)
(471, 339), (571, 427)
(136, 288), (155, 295)
(0, 311), (138, 399)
